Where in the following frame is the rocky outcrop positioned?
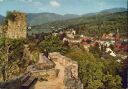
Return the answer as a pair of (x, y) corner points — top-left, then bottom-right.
(26, 52), (83, 89)
(49, 52), (78, 78)
(49, 52), (83, 89)
(64, 65), (83, 89)
(27, 65), (59, 81)
(36, 53), (55, 70)
(27, 52), (58, 81)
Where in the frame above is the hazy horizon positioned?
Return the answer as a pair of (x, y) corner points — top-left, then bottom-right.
(0, 0), (127, 16)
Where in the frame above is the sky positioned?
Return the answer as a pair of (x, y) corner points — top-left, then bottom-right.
(0, 0), (127, 16)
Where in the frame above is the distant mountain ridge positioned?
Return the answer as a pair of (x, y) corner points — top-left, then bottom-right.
(27, 8), (127, 26)
(0, 8), (127, 25)
(99, 8), (127, 14)
(82, 13), (97, 17)
(30, 11), (127, 36)
(82, 8), (127, 17)
(63, 14), (80, 19)
(27, 13), (79, 26)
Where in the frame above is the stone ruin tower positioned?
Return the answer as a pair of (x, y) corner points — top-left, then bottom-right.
(4, 11), (27, 39)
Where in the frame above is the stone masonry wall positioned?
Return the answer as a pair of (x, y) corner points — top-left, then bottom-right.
(49, 52), (83, 89)
(6, 11), (27, 39)
(49, 52), (78, 79)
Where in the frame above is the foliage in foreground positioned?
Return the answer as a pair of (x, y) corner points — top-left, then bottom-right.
(0, 34), (125, 89)
(65, 48), (123, 89)
(38, 35), (69, 54)
(0, 38), (29, 81)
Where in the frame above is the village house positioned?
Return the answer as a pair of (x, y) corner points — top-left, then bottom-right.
(102, 33), (115, 40)
(105, 47), (116, 57)
(65, 29), (76, 39)
(115, 40), (128, 52)
(101, 32), (121, 42)
(80, 37), (96, 51)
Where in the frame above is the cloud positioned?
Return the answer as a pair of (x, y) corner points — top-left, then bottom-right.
(20, 0), (33, 3)
(27, 0), (32, 2)
(32, 1), (42, 6)
(20, 0), (43, 6)
(50, 0), (60, 7)
(98, 2), (107, 8)
(0, 0), (4, 2)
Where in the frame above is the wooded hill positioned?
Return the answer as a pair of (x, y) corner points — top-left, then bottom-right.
(30, 10), (128, 37)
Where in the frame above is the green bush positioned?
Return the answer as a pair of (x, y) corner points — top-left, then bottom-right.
(65, 49), (122, 89)
(38, 35), (69, 54)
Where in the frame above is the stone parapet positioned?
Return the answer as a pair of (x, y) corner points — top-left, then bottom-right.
(64, 65), (83, 89)
(49, 52), (78, 79)
(49, 52), (83, 89)
(27, 65), (59, 81)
